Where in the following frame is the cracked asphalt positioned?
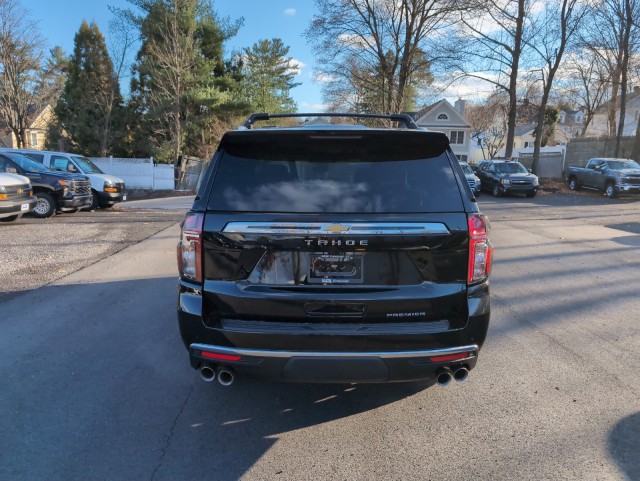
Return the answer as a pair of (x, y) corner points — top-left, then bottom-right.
(1, 193), (639, 481)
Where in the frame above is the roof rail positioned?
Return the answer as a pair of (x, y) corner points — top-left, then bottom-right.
(242, 112), (419, 130)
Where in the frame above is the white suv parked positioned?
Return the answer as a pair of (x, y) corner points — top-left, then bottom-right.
(0, 149), (126, 210)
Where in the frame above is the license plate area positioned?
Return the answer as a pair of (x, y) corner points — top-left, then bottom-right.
(21, 203), (29, 211)
(309, 253), (363, 284)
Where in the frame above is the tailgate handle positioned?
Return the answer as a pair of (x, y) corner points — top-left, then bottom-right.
(305, 302), (365, 317)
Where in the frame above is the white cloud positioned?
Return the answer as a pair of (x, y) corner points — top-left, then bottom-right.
(288, 58), (305, 76)
(284, 8), (296, 16)
(312, 72), (337, 83)
(300, 102), (329, 112)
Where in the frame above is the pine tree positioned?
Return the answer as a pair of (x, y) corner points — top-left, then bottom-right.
(52, 20), (122, 156)
(242, 38), (300, 114)
(128, 0), (244, 163)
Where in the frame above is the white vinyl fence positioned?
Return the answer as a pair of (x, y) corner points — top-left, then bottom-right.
(90, 157), (175, 190)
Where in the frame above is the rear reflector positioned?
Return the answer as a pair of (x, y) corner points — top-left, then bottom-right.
(201, 351), (242, 362)
(428, 353), (471, 363)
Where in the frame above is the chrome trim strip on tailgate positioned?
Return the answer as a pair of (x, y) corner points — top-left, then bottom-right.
(222, 222), (450, 235)
(190, 343), (479, 359)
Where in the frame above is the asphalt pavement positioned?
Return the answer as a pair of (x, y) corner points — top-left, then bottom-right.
(1, 193), (639, 481)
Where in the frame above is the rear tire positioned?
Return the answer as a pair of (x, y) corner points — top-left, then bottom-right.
(0, 214), (20, 223)
(492, 185), (502, 197)
(32, 193), (57, 218)
(568, 177), (579, 191)
(605, 182), (617, 199)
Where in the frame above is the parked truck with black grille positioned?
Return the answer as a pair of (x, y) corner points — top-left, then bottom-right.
(0, 152), (92, 217)
(177, 113), (493, 387)
(567, 158), (640, 198)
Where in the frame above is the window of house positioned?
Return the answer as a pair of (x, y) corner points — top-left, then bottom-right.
(524, 141), (530, 148)
(456, 154), (468, 162)
(437, 113), (448, 120)
(449, 131), (465, 144)
(30, 132), (38, 147)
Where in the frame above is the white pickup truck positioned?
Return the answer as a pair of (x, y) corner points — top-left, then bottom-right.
(0, 149), (126, 210)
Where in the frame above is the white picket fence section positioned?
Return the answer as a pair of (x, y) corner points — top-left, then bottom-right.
(90, 157), (175, 190)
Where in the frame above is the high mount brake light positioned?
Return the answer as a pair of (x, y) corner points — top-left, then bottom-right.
(467, 214), (493, 285)
(177, 213), (204, 282)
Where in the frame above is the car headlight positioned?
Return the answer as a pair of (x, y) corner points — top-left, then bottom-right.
(500, 178), (511, 185)
(104, 180), (115, 188)
(532, 178), (539, 186)
(0, 186), (6, 193)
(57, 179), (72, 186)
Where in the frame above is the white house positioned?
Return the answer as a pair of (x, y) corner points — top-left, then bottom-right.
(412, 99), (472, 162)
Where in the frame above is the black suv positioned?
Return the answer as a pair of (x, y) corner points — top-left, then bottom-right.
(178, 113), (492, 386)
(475, 159), (539, 198)
(0, 152), (92, 217)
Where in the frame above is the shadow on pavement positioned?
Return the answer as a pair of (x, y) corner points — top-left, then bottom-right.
(608, 412), (640, 480)
(0, 277), (431, 481)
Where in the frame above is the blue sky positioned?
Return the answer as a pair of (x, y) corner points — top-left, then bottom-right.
(23, 0), (325, 111)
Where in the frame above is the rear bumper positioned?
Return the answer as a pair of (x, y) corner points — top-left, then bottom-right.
(178, 279), (490, 383)
(189, 343), (479, 383)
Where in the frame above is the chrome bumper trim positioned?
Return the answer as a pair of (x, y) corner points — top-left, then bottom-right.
(190, 343), (479, 359)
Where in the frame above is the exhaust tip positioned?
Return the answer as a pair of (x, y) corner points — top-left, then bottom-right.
(453, 367), (469, 383)
(199, 365), (216, 382)
(217, 368), (235, 386)
(436, 370), (452, 387)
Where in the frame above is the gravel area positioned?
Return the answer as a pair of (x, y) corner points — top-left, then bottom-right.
(0, 208), (184, 301)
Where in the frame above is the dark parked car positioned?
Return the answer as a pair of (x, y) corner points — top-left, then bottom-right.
(177, 113), (493, 387)
(0, 153), (92, 217)
(475, 159), (539, 198)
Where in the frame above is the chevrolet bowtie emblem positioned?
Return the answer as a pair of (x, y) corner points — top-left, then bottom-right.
(324, 224), (350, 233)
(17, 189), (23, 194)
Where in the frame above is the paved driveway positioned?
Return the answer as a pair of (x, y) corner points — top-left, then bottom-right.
(1, 193), (638, 481)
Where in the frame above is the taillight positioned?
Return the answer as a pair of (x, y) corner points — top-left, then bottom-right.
(467, 214), (493, 285)
(178, 212), (204, 282)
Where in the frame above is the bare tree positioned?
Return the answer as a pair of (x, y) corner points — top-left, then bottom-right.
(0, 0), (45, 148)
(305, 0), (466, 114)
(563, 48), (610, 136)
(466, 94), (509, 160)
(528, 0), (588, 173)
(582, 0), (640, 154)
(447, 0), (532, 159)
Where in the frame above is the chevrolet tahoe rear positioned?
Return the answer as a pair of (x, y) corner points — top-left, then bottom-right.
(177, 113), (492, 386)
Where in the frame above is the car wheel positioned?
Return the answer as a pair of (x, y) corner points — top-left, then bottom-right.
(605, 182), (617, 199)
(474, 190), (480, 197)
(86, 190), (100, 211)
(526, 191), (537, 198)
(32, 193), (57, 218)
(568, 177), (579, 191)
(0, 214), (21, 223)
(492, 185), (502, 197)
(99, 203), (115, 209)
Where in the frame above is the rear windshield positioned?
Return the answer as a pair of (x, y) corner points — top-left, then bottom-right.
(207, 135), (464, 213)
